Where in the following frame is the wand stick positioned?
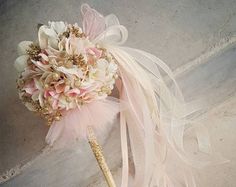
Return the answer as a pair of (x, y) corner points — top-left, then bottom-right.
(87, 126), (116, 187)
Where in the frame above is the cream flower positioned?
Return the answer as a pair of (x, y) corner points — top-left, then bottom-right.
(14, 41), (33, 72)
(65, 37), (93, 56)
(91, 59), (117, 81)
(56, 66), (84, 78)
(38, 21), (67, 50)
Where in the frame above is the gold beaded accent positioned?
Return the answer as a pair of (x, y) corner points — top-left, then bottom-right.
(26, 44), (41, 60)
(60, 26), (86, 38)
(70, 26), (86, 38)
(87, 126), (116, 187)
(20, 95), (62, 126)
(52, 73), (60, 80)
(61, 30), (70, 38)
(74, 80), (81, 87)
(66, 54), (86, 67)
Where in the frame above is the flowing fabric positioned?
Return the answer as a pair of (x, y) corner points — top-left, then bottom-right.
(46, 4), (226, 187)
(46, 97), (120, 148)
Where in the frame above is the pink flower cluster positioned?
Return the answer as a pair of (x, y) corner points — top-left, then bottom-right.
(15, 21), (118, 122)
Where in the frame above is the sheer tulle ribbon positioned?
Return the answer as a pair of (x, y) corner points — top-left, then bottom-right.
(46, 97), (121, 147)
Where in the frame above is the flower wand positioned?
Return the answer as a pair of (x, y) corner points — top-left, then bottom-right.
(14, 4), (214, 187)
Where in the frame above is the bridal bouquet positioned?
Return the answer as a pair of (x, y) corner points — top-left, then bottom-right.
(16, 23), (118, 125)
(14, 4), (222, 187)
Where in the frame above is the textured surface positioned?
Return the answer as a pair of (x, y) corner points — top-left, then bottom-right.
(0, 0), (236, 186)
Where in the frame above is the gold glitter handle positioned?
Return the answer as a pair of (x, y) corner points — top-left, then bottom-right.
(87, 126), (116, 187)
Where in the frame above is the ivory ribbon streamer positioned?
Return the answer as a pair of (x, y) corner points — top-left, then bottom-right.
(88, 4), (226, 187)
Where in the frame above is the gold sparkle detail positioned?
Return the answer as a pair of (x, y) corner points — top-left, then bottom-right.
(87, 126), (116, 187)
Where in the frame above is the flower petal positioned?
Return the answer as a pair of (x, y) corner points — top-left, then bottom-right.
(38, 25), (49, 49)
(39, 53), (49, 61)
(55, 82), (66, 93)
(49, 21), (67, 34)
(14, 55), (29, 72)
(96, 59), (108, 70)
(17, 41), (33, 55)
(25, 102), (37, 111)
(67, 88), (80, 97)
(57, 66), (84, 78)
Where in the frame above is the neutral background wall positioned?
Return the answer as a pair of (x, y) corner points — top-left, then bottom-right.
(0, 0), (236, 186)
